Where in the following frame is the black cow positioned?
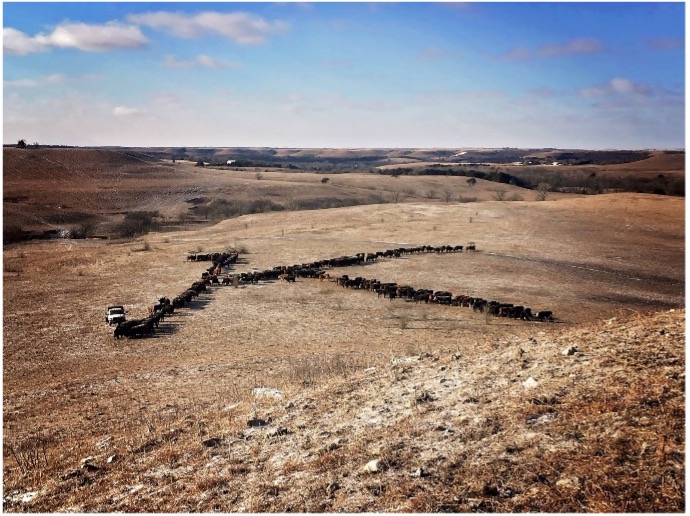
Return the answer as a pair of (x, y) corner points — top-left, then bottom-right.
(127, 320), (155, 338)
(536, 310), (554, 322)
(114, 319), (144, 338)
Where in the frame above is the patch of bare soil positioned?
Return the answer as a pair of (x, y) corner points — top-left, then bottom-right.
(3, 194), (684, 512)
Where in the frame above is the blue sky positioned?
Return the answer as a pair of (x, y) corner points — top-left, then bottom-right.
(3, 2), (685, 149)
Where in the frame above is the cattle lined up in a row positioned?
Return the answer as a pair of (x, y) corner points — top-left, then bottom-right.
(112, 252), (240, 338)
(196, 243), (554, 323)
(186, 251), (239, 265)
(204, 244), (473, 287)
(184, 243), (554, 322)
(111, 241), (553, 340)
(113, 297), (170, 338)
(327, 274), (554, 321)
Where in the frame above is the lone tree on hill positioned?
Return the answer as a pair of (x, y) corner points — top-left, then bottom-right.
(466, 177), (477, 188)
(492, 188), (507, 201)
(16, 139), (26, 149)
(536, 182), (551, 201)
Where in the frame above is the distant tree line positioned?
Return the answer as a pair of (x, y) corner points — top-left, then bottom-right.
(189, 194), (386, 222)
(377, 166), (533, 189)
(547, 150), (652, 166)
(377, 165), (684, 197)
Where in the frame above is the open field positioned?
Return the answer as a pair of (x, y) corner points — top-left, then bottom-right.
(3, 147), (568, 237)
(8, 147), (683, 240)
(3, 180), (684, 510)
(377, 151), (685, 177)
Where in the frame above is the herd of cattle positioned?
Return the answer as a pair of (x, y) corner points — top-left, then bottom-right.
(327, 274), (553, 322)
(112, 252), (239, 338)
(110, 244), (554, 339)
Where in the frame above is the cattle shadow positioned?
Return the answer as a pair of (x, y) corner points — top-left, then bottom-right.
(152, 321), (182, 337)
(182, 296), (214, 310)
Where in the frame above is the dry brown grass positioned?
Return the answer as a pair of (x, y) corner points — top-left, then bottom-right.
(2, 156), (684, 512)
(4, 147), (581, 236)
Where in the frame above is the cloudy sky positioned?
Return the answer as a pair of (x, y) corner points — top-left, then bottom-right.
(3, 2), (685, 149)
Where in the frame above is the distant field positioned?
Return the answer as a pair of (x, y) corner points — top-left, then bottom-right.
(3, 147), (581, 238)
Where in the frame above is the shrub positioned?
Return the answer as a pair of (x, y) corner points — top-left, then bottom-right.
(536, 183), (550, 201)
(491, 189), (507, 201)
(67, 221), (96, 239)
(115, 211), (159, 238)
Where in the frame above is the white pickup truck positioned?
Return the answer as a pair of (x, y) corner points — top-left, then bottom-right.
(105, 306), (127, 325)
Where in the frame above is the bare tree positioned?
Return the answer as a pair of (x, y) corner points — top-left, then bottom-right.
(425, 189), (437, 199)
(443, 189), (454, 202)
(253, 198), (269, 212)
(492, 189), (507, 201)
(536, 182), (550, 201)
(391, 191), (401, 203)
(285, 199), (300, 211)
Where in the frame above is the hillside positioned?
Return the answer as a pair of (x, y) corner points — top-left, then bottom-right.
(4, 308), (684, 512)
(600, 151), (686, 174)
(3, 192), (684, 512)
(3, 147), (577, 239)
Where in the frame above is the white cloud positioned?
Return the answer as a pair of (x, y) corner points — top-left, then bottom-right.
(164, 54), (239, 69)
(47, 74), (67, 83)
(113, 106), (146, 117)
(609, 77), (636, 94)
(4, 73), (67, 88)
(47, 22), (147, 51)
(127, 11), (289, 44)
(3, 27), (49, 55)
(196, 54), (237, 69)
(579, 78), (653, 98)
(163, 55), (194, 68)
(579, 86), (608, 97)
(609, 77), (652, 96)
(501, 38), (605, 61)
(538, 38), (604, 57)
(4, 22), (147, 55)
(4, 78), (39, 88)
